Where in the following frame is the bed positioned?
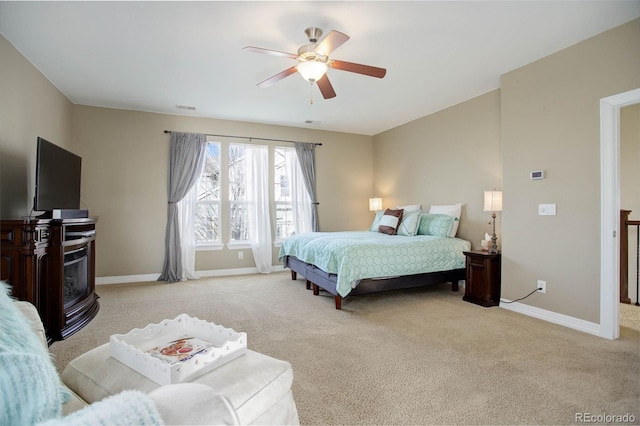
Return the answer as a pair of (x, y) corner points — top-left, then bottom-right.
(278, 206), (471, 309)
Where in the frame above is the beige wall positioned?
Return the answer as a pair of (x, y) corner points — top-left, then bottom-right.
(501, 18), (640, 323)
(3, 17), (640, 328)
(0, 35), (73, 218)
(373, 18), (639, 325)
(73, 106), (373, 277)
(1, 32), (373, 279)
(621, 103), (640, 303)
(373, 89), (502, 247)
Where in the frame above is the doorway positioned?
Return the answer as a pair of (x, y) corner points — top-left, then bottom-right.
(600, 88), (640, 340)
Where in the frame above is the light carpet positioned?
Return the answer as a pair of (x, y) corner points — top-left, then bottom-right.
(50, 272), (640, 425)
(620, 302), (640, 332)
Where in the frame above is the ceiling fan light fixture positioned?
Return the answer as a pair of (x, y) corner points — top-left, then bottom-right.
(297, 60), (327, 83)
(245, 27), (385, 99)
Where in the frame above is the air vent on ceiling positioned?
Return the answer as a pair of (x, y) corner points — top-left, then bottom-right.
(176, 104), (197, 111)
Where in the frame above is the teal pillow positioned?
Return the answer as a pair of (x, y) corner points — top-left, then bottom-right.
(417, 213), (455, 237)
(396, 209), (421, 236)
(0, 282), (65, 425)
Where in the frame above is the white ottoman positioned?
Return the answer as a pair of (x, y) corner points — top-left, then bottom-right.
(62, 344), (299, 425)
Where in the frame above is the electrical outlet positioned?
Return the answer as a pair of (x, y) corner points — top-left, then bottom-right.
(238, 251), (243, 260)
(537, 280), (546, 294)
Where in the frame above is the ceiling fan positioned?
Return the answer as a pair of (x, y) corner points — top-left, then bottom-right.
(243, 27), (386, 100)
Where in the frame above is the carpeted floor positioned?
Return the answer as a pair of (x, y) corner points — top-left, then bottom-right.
(620, 302), (640, 332)
(50, 272), (640, 425)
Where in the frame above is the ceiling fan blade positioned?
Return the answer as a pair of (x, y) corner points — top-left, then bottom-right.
(315, 30), (350, 57)
(329, 60), (387, 78)
(243, 46), (297, 60)
(316, 74), (336, 99)
(257, 67), (298, 88)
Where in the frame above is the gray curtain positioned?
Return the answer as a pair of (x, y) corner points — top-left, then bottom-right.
(294, 142), (319, 232)
(158, 132), (207, 282)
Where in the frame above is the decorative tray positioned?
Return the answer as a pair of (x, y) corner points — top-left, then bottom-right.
(109, 314), (247, 385)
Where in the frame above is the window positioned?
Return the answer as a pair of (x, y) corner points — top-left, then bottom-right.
(228, 144), (249, 243)
(194, 142), (220, 245)
(274, 146), (312, 240)
(193, 140), (311, 248)
(274, 147), (295, 241)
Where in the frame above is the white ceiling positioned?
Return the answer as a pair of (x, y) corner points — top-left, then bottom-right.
(1, 1), (639, 136)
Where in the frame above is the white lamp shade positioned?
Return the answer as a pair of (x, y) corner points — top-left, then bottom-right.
(297, 60), (327, 82)
(369, 198), (382, 211)
(483, 191), (503, 212)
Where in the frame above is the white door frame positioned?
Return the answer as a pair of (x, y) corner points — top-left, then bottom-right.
(600, 88), (640, 340)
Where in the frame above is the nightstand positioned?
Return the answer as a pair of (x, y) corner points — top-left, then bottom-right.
(463, 250), (501, 307)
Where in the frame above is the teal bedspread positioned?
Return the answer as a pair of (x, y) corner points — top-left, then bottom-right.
(278, 231), (471, 297)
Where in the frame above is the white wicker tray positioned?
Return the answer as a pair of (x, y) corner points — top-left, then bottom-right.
(109, 314), (247, 385)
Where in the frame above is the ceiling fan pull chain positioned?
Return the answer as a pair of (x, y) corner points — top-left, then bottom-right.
(309, 81), (314, 105)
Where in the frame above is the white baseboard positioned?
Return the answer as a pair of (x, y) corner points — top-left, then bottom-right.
(96, 265), (286, 286)
(500, 299), (602, 337)
(96, 273), (161, 285)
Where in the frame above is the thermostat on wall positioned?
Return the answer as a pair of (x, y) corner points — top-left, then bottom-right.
(530, 170), (545, 180)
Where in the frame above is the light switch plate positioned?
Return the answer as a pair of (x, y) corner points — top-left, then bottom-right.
(538, 204), (557, 215)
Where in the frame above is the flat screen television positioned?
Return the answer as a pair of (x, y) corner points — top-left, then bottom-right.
(34, 137), (82, 213)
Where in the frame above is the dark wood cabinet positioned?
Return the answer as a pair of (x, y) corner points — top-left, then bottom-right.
(463, 250), (501, 307)
(0, 219), (50, 314)
(1, 217), (99, 343)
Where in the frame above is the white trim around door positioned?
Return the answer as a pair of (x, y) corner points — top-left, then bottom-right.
(600, 88), (640, 340)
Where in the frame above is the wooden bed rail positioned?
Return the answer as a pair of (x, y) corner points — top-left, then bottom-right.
(620, 209), (640, 305)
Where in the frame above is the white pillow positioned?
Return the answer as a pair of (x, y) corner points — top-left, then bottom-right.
(396, 204), (421, 211)
(369, 210), (384, 231)
(429, 203), (462, 237)
(396, 209), (421, 236)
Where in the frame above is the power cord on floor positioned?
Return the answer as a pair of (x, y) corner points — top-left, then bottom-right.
(501, 287), (543, 304)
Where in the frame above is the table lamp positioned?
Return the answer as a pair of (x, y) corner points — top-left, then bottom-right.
(369, 198), (382, 212)
(483, 190), (502, 254)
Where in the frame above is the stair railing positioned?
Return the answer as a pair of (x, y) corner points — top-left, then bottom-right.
(620, 209), (640, 306)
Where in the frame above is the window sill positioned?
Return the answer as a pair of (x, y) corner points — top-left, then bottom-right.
(196, 244), (224, 251)
(227, 242), (252, 250)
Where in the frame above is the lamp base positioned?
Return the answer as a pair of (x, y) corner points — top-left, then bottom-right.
(488, 213), (499, 254)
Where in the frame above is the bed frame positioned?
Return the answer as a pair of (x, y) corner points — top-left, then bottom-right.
(283, 255), (466, 309)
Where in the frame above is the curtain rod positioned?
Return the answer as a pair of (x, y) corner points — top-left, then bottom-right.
(163, 130), (322, 146)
